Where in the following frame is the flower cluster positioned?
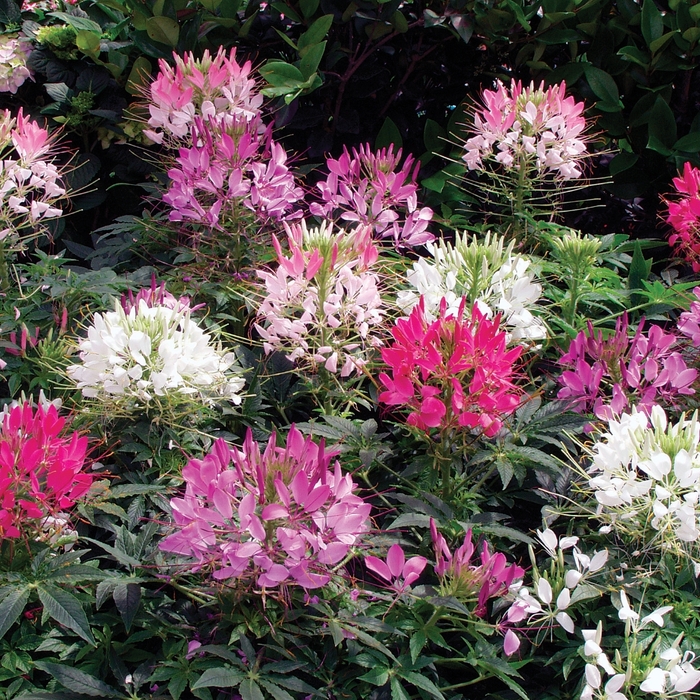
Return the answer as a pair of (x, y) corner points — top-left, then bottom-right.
(430, 519), (523, 615)
(67, 297), (245, 414)
(143, 47), (262, 145)
(159, 427), (371, 589)
(310, 144), (434, 247)
(0, 108), (68, 243)
(503, 529), (608, 655)
(396, 232), (546, 344)
(0, 34), (32, 95)
(665, 162), (700, 272)
(121, 278), (203, 315)
(255, 221), (384, 376)
(587, 406), (700, 557)
(379, 297), (522, 436)
(557, 314), (696, 420)
(163, 114), (302, 229)
(0, 403), (91, 540)
(463, 80), (589, 180)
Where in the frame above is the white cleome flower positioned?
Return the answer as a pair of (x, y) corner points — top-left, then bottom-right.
(67, 299), (245, 412)
(396, 232), (546, 345)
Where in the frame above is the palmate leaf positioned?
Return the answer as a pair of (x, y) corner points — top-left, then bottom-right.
(191, 667), (246, 689)
(37, 584), (95, 645)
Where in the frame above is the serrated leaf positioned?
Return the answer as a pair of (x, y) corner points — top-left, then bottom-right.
(113, 583), (140, 632)
(192, 667), (245, 689)
(399, 671), (444, 699)
(570, 583), (602, 605)
(259, 680), (295, 700)
(37, 584), (95, 645)
(359, 667), (389, 685)
(0, 588), (29, 639)
(240, 679), (264, 700)
(410, 631), (427, 663)
(81, 537), (142, 568)
(34, 662), (120, 697)
(391, 677), (411, 700)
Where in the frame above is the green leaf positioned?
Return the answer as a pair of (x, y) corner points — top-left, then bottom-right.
(298, 41), (326, 80)
(647, 96), (677, 151)
(48, 11), (103, 32)
(673, 132), (700, 152)
(0, 588), (29, 639)
(583, 65), (623, 111)
(375, 117), (402, 150)
(75, 30), (101, 57)
(113, 583), (141, 632)
(391, 10), (409, 32)
(145, 16), (180, 46)
(192, 667), (245, 689)
(298, 14), (333, 50)
(617, 45), (649, 66)
(37, 584), (95, 645)
(391, 678), (411, 700)
(81, 537), (142, 568)
(0, 0), (21, 25)
(125, 56), (152, 95)
(259, 680), (295, 700)
(239, 679), (264, 700)
(358, 667), (389, 686)
(33, 662), (120, 697)
(495, 458), (514, 488)
(260, 61), (305, 87)
(649, 30), (677, 54)
(399, 671), (445, 700)
(299, 0), (319, 17)
(409, 631), (427, 663)
(641, 0), (664, 46)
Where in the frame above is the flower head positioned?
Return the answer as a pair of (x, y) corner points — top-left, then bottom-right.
(665, 162), (700, 272)
(463, 80), (589, 180)
(160, 427), (371, 589)
(365, 544), (427, 594)
(379, 297), (522, 436)
(0, 34), (32, 95)
(67, 297), (245, 416)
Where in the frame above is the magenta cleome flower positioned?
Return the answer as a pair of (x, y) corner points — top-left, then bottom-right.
(430, 519), (524, 616)
(678, 287), (700, 346)
(463, 80), (589, 181)
(310, 144), (434, 247)
(159, 426), (372, 589)
(378, 297), (523, 436)
(665, 162), (700, 273)
(557, 314), (696, 420)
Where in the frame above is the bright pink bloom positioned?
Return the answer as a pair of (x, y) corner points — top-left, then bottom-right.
(379, 297), (522, 436)
(0, 404), (91, 540)
(365, 544), (427, 593)
(160, 427), (371, 589)
(463, 80), (589, 180)
(557, 314), (696, 419)
(310, 144), (434, 247)
(678, 287), (700, 346)
(121, 277), (203, 315)
(665, 162), (700, 272)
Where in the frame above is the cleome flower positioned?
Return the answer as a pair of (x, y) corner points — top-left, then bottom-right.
(309, 144), (434, 247)
(664, 162), (700, 273)
(0, 402), (91, 541)
(159, 427), (372, 589)
(378, 297), (522, 436)
(558, 314), (696, 420)
(0, 108), (69, 244)
(430, 518), (524, 615)
(462, 80), (589, 180)
(586, 406), (700, 559)
(67, 297), (245, 415)
(143, 47), (263, 145)
(255, 220), (385, 377)
(396, 232), (546, 344)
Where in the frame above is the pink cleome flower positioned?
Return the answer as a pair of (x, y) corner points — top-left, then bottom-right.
(310, 144), (434, 248)
(159, 426), (372, 589)
(665, 162), (700, 272)
(678, 287), (700, 346)
(378, 297), (523, 436)
(557, 314), (697, 420)
(430, 519), (524, 616)
(463, 80), (589, 180)
(365, 543), (427, 594)
(0, 404), (91, 540)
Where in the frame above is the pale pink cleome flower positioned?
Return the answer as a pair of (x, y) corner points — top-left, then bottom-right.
(144, 47), (263, 145)
(463, 80), (589, 180)
(159, 427), (372, 589)
(365, 543), (427, 594)
(0, 108), (68, 242)
(310, 144), (434, 247)
(255, 220), (385, 376)
(557, 314), (696, 420)
(678, 286), (700, 346)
